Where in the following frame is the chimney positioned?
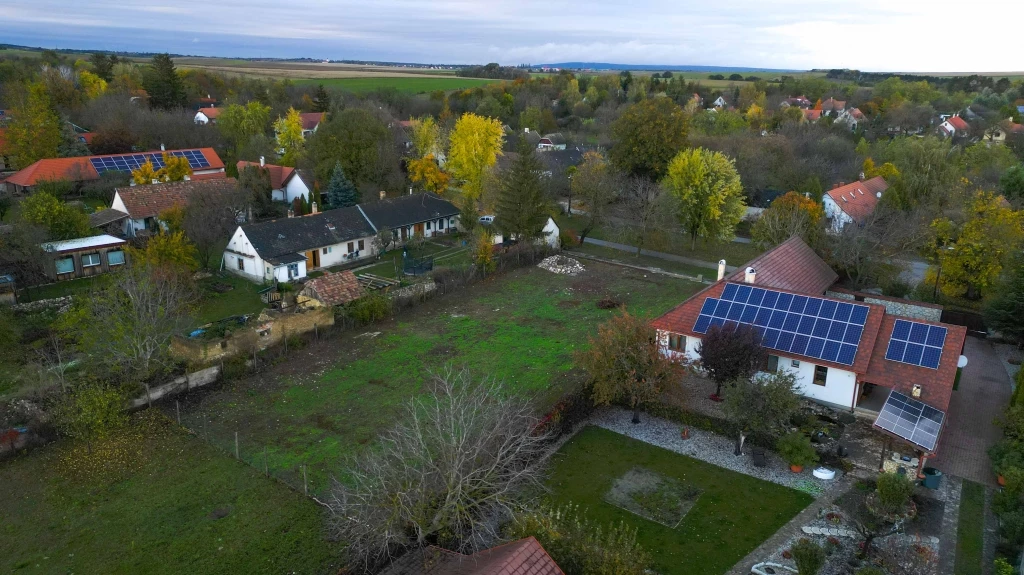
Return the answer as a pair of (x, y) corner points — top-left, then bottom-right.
(859, 171), (865, 181)
(524, 127), (530, 133)
(379, 190), (386, 200)
(876, 191), (882, 198)
(183, 175), (191, 181)
(408, 187), (413, 195)
(744, 267), (757, 284)
(717, 260), (727, 281)
(287, 208), (294, 218)
(160, 143), (165, 151)
(311, 201), (318, 214)
(260, 156), (265, 167)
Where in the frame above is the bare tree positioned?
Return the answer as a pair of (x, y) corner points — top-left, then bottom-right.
(326, 367), (552, 571)
(183, 185), (248, 269)
(613, 176), (676, 255)
(36, 333), (73, 393)
(824, 205), (931, 288)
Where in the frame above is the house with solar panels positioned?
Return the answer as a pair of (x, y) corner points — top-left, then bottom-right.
(652, 237), (967, 458)
(0, 148), (226, 194)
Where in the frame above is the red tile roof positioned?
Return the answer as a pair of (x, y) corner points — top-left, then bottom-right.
(301, 270), (365, 306)
(725, 236), (837, 296)
(947, 115), (969, 131)
(803, 109), (823, 121)
(3, 148), (224, 187)
(300, 112), (326, 131)
(236, 161), (296, 190)
(80, 132), (95, 145)
(197, 107), (222, 120)
(821, 98), (846, 111)
(825, 177), (887, 224)
(381, 538), (564, 575)
(114, 177), (237, 219)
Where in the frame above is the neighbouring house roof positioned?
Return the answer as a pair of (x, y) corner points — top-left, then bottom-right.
(301, 270), (365, 306)
(947, 115), (969, 131)
(41, 234), (125, 254)
(197, 107), (222, 120)
(725, 236), (838, 296)
(539, 133), (566, 145)
(825, 177), (888, 224)
(79, 132), (95, 145)
(2, 148), (224, 188)
(114, 177), (238, 220)
(803, 109), (823, 121)
(820, 98), (846, 111)
(357, 193), (460, 231)
(379, 537), (564, 575)
(241, 208), (376, 262)
(236, 161), (297, 190)
(88, 208), (129, 228)
(398, 119), (419, 129)
(300, 112), (326, 131)
(847, 108), (865, 120)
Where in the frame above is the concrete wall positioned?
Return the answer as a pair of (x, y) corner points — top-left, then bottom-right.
(130, 365), (221, 409)
(170, 306), (334, 364)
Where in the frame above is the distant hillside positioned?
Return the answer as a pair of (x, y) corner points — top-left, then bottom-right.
(539, 62), (803, 73)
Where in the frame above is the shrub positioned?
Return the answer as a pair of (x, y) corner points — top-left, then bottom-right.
(856, 568), (884, 575)
(990, 440), (1024, 476)
(777, 432), (819, 468)
(790, 538), (825, 575)
(506, 505), (651, 575)
(875, 472), (915, 515)
(995, 557), (1015, 575)
(347, 292), (391, 324)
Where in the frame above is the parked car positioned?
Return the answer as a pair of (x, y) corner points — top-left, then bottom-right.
(479, 215), (495, 224)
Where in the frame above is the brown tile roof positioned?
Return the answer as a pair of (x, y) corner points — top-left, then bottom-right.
(725, 236), (837, 296)
(197, 107), (222, 119)
(301, 270), (365, 306)
(114, 177), (237, 219)
(380, 538), (564, 575)
(237, 161), (296, 190)
(947, 115), (969, 131)
(300, 112), (326, 131)
(803, 109), (823, 121)
(820, 98), (846, 111)
(825, 177), (887, 224)
(2, 148), (224, 187)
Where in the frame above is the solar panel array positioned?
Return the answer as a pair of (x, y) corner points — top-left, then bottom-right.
(692, 283), (870, 366)
(884, 319), (946, 370)
(874, 390), (944, 451)
(89, 150), (211, 175)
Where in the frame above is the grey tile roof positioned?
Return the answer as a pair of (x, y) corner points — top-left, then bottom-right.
(241, 208), (375, 261)
(357, 193), (460, 231)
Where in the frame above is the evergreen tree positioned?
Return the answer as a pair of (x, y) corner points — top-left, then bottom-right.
(143, 53), (186, 110)
(495, 137), (549, 241)
(324, 161), (360, 208)
(312, 84), (331, 113)
(985, 256), (1024, 345)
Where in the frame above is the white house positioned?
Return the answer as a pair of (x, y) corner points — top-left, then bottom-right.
(356, 192), (461, 243)
(821, 177), (887, 232)
(300, 112), (326, 138)
(236, 159), (312, 203)
(938, 114), (969, 138)
(835, 107), (865, 131)
(194, 107), (221, 125)
(111, 177), (239, 237)
(712, 96), (728, 108)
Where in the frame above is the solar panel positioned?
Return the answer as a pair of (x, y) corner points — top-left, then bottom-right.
(884, 319), (946, 369)
(87, 150), (210, 175)
(873, 390), (944, 451)
(692, 283), (870, 366)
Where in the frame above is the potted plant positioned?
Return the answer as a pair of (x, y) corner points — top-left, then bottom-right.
(778, 432), (819, 473)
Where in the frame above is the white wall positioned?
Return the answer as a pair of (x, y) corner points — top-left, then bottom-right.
(822, 196), (853, 232)
(284, 177), (310, 203)
(656, 331), (702, 363)
(772, 354), (857, 408)
(194, 112), (211, 125)
(542, 217), (560, 248)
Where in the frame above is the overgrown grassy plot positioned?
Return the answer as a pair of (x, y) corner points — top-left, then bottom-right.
(174, 262), (701, 493)
(0, 413), (338, 574)
(546, 426), (813, 575)
(955, 480), (985, 575)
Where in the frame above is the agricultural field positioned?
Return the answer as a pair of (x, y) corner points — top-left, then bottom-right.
(293, 76), (500, 93)
(171, 260), (704, 492)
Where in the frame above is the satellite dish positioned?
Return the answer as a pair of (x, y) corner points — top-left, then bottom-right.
(957, 355), (968, 368)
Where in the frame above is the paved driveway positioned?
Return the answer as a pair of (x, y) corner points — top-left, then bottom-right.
(929, 336), (1012, 487)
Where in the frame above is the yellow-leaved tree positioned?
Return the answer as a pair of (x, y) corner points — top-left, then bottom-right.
(6, 82), (62, 169)
(128, 230), (198, 272)
(662, 148), (746, 250)
(78, 70), (108, 99)
(447, 113), (504, 203)
(131, 153), (192, 184)
(411, 116), (442, 159)
(131, 160), (160, 184)
(273, 107), (305, 166)
(408, 155), (451, 195)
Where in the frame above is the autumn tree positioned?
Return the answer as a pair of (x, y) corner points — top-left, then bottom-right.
(1001, 164), (1024, 206)
(577, 311), (675, 424)
(610, 98), (689, 179)
(569, 151), (618, 244)
(697, 324), (766, 398)
(160, 153), (193, 181)
(21, 189), (91, 240)
(407, 155), (451, 195)
(411, 116), (443, 158)
(305, 107), (393, 187)
(89, 126), (136, 155)
(447, 112), (504, 202)
(53, 383), (128, 455)
(218, 101), (271, 153)
(324, 161), (359, 208)
(143, 53), (186, 110)
(751, 191), (825, 249)
(6, 82), (62, 169)
(663, 148), (746, 249)
(128, 230), (199, 272)
(273, 107), (305, 166)
(495, 137), (550, 242)
(862, 157), (900, 181)
(723, 371), (800, 454)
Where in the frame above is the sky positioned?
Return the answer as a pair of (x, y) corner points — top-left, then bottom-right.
(5, 0), (1021, 72)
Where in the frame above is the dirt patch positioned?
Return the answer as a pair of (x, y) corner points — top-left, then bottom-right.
(596, 297), (623, 309)
(557, 300), (582, 308)
(604, 466), (702, 528)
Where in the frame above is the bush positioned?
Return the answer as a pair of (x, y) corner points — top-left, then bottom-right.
(856, 568), (884, 575)
(995, 557), (1015, 575)
(990, 440), (1024, 476)
(790, 538), (825, 575)
(347, 292), (391, 324)
(875, 472), (915, 515)
(506, 505), (651, 575)
(777, 432), (819, 468)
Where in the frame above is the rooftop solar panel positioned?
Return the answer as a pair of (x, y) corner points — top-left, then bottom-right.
(873, 390), (944, 452)
(88, 150), (210, 175)
(884, 319), (946, 369)
(691, 283), (870, 366)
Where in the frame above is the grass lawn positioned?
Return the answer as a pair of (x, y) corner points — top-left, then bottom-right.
(0, 413), (339, 574)
(18, 275), (105, 301)
(174, 261), (700, 492)
(294, 77), (500, 93)
(569, 242), (717, 279)
(955, 480), (985, 575)
(546, 426), (813, 575)
(195, 273), (267, 326)
(352, 241), (464, 279)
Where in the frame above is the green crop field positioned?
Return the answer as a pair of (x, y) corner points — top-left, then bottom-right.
(294, 76), (501, 93)
(172, 261), (703, 493)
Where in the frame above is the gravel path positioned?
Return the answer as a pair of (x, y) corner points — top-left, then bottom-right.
(591, 407), (844, 496)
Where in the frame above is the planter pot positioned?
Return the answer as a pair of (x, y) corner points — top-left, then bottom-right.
(790, 464), (804, 473)
(999, 474), (1006, 486)
(680, 427), (690, 440)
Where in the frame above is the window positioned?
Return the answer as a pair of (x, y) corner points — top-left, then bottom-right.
(237, 257), (245, 270)
(767, 355), (779, 372)
(813, 365), (828, 386)
(358, 239), (364, 251)
(322, 247), (329, 255)
(347, 242), (355, 253)
(449, 218), (455, 227)
(426, 221), (432, 231)
(81, 253), (101, 267)
(438, 218), (445, 229)
(107, 250), (125, 266)
(667, 333), (684, 351)
(55, 257), (75, 274)
(287, 263), (299, 278)
(791, 360), (801, 369)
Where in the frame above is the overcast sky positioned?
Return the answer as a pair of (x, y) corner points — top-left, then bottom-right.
(5, 0), (1021, 72)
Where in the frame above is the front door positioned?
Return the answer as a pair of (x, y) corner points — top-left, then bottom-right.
(401, 227), (408, 241)
(414, 222), (425, 236)
(305, 250), (320, 269)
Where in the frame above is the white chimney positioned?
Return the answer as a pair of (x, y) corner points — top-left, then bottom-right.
(524, 127), (530, 133)
(151, 179), (160, 185)
(183, 175), (191, 181)
(859, 171), (865, 181)
(379, 190), (386, 200)
(160, 143), (165, 151)
(287, 208), (294, 218)
(876, 191), (882, 198)
(408, 187), (413, 195)
(744, 267), (757, 284)
(259, 156), (265, 167)
(311, 201), (318, 214)
(717, 260), (727, 281)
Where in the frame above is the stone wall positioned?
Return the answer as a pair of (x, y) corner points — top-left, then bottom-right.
(386, 280), (437, 301)
(12, 296), (73, 313)
(170, 306), (335, 364)
(130, 365), (221, 409)
(826, 290), (942, 322)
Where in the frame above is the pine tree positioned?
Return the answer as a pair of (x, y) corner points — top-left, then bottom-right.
(495, 137), (549, 241)
(324, 161), (360, 208)
(313, 84), (331, 113)
(144, 53), (186, 110)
